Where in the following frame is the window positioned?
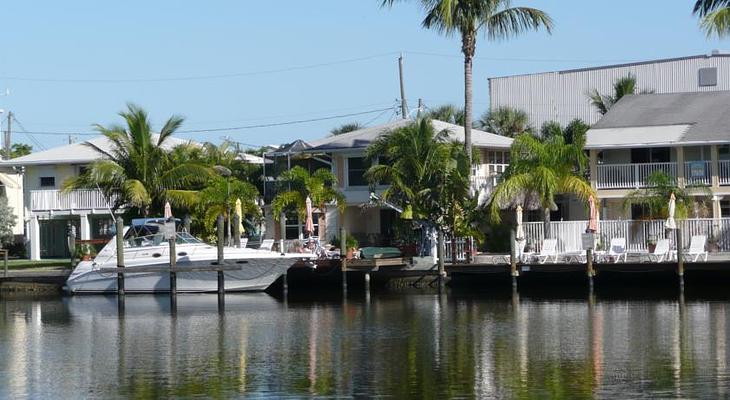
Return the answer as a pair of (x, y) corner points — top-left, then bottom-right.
(347, 157), (370, 187)
(40, 177), (55, 187)
(721, 200), (730, 218)
(699, 67), (718, 87)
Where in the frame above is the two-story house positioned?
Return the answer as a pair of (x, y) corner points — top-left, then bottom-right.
(585, 91), (730, 220)
(0, 135), (189, 260)
(263, 119), (512, 247)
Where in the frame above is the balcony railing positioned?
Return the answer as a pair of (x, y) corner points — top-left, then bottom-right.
(30, 189), (112, 211)
(721, 160), (730, 186)
(684, 160), (712, 186)
(596, 162), (677, 189)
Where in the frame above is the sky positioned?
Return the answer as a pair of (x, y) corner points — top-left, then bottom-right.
(0, 0), (726, 151)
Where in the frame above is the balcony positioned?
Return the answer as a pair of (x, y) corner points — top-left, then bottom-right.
(721, 160), (730, 186)
(596, 162), (677, 190)
(30, 189), (112, 212)
(684, 160), (712, 186)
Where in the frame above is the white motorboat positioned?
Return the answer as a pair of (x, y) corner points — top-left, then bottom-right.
(65, 218), (310, 294)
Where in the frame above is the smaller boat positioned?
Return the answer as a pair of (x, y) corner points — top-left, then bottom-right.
(65, 218), (311, 294)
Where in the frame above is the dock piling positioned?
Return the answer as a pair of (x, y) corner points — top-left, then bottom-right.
(676, 228), (685, 286)
(169, 231), (177, 296)
(233, 214), (241, 248)
(437, 230), (445, 289)
(115, 217), (125, 296)
(217, 215), (225, 298)
(2, 249), (7, 277)
(587, 247), (594, 289)
(509, 229), (518, 286)
(341, 227), (347, 294)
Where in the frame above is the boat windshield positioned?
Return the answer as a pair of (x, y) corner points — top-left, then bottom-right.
(123, 223), (203, 248)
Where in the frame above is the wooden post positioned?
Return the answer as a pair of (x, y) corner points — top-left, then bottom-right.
(364, 272), (370, 293)
(116, 217), (125, 295)
(169, 235), (177, 296)
(587, 248), (594, 290)
(437, 230), (445, 288)
(279, 212), (286, 255)
(340, 227), (347, 293)
(676, 227), (684, 285)
(232, 214), (241, 248)
(509, 229), (517, 287)
(217, 215), (225, 296)
(2, 250), (7, 277)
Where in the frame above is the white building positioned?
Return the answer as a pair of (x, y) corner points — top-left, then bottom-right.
(489, 51), (730, 129)
(0, 172), (24, 238)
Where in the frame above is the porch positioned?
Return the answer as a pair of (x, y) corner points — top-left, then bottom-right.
(30, 189), (112, 211)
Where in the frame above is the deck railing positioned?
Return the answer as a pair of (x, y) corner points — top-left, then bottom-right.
(596, 162), (677, 189)
(720, 160), (730, 186)
(523, 218), (730, 253)
(30, 189), (112, 211)
(684, 160), (712, 186)
(444, 237), (471, 263)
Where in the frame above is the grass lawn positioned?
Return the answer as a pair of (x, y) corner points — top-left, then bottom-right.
(4, 259), (72, 270)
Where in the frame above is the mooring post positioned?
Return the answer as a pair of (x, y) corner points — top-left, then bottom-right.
(232, 214), (241, 248)
(116, 217), (125, 296)
(341, 227), (348, 294)
(279, 212), (286, 255)
(364, 272), (370, 293)
(217, 215), (225, 297)
(2, 249), (7, 277)
(676, 228), (685, 287)
(437, 230), (445, 289)
(510, 229), (518, 287)
(169, 233), (177, 296)
(587, 247), (594, 289)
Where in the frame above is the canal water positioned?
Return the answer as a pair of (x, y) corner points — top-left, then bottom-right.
(1, 289), (729, 399)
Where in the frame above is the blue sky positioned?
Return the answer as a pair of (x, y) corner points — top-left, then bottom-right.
(1, 0), (725, 151)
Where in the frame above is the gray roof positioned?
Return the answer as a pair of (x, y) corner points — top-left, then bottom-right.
(303, 119), (512, 152)
(587, 91), (730, 147)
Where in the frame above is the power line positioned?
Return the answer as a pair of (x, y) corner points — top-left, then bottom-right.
(0, 52), (399, 83)
(405, 51), (640, 64)
(11, 115), (47, 150)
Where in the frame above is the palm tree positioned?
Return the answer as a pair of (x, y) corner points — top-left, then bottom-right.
(488, 132), (594, 238)
(331, 122), (364, 136)
(63, 104), (211, 216)
(381, 0), (553, 162)
(694, 0), (730, 37)
(623, 171), (712, 220)
(425, 104), (465, 125)
(477, 106), (531, 137)
(271, 166), (345, 240)
(196, 176), (262, 239)
(588, 74), (653, 115)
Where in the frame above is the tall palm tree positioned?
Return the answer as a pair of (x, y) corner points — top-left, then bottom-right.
(694, 0), (730, 37)
(488, 132), (594, 238)
(426, 104), (465, 125)
(196, 176), (262, 239)
(331, 122), (364, 136)
(271, 166), (345, 240)
(63, 104), (211, 216)
(477, 106), (531, 137)
(588, 74), (653, 115)
(381, 0), (553, 162)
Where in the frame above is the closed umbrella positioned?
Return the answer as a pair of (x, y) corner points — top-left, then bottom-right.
(235, 198), (245, 234)
(164, 201), (173, 219)
(665, 193), (677, 230)
(515, 205), (525, 241)
(587, 195), (598, 232)
(304, 196), (315, 236)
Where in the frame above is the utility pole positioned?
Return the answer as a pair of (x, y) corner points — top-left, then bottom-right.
(4, 111), (12, 160)
(398, 54), (408, 119)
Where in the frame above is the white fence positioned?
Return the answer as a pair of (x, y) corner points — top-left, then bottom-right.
(445, 237), (470, 263)
(523, 218), (730, 253)
(30, 189), (112, 211)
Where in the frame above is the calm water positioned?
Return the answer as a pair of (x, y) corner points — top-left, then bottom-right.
(1, 289), (729, 399)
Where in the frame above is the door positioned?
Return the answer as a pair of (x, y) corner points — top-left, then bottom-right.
(39, 218), (80, 258)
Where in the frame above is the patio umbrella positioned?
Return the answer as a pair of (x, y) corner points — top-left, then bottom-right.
(587, 195), (598, 232)
(515, 205), (525, 241)
(665, 193), (677, 230)
(235, 198), (245, 234)
(304, 196), (315, 236)
(164, 201), (173, 219)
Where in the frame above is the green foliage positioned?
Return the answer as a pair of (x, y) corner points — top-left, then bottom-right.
(477, 106), (532, 137)
(0, 196), (17, 246)
(329, 232), (359, 249)
(694, 0), (730, 37)
(623, 171), (712, 220)
(75, 243), (96, 258)
(0, 143), (32, 159)
(426, 104), (465, 125)
(331, 122), (364, 136)
(271, 166), (345, 224)
(588, 74), (653, 115)
(63, 104), (212, 216)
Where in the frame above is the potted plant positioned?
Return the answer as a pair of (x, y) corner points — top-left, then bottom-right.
(330, 234), (359, 260)
(646, 235), (657, 253)
(76, 243), (96, 261)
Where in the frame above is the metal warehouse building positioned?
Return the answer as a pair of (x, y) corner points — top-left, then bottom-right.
(488, 50), (730, 129)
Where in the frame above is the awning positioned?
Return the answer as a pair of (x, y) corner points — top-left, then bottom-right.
(585, 125), (691, 149)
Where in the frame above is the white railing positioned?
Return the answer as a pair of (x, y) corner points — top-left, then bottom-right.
(444, 237), (471, 263)
(720, 160), (730, 186)
(684, 160), (712, 186)
(523, 218), (730, 253)
(596, 162), (677, 189)
(30, 189), (112, 211)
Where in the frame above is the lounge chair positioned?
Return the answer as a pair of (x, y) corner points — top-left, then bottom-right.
(531, 238), (558, 264)
(605, 238), (627, 263)
(258, 238), (274, 251)
(645, 238), (672, 263)
(239, 237), (249, 248)
(684, 235), (708, 262)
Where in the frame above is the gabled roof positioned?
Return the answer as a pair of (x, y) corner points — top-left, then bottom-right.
(586, 91), (730, 149)
(0, 135), (192, 167)
(301, 119), (512, 152)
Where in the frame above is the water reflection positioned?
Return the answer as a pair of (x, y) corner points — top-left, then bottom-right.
(0, 291), (729, 398)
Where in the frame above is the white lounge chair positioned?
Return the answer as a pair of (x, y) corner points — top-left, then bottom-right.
(684, 235), (708, 262)
(258, 238), (274, 251)
(645, 238), (672, 263)
(532, 238), (558, 264)
(605, 237), (627, 263)
(239, 237), (249, 249)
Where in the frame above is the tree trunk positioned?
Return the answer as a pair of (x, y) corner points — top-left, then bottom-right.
(462, 32), (476, 163)
(543, 207), (552, 239)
